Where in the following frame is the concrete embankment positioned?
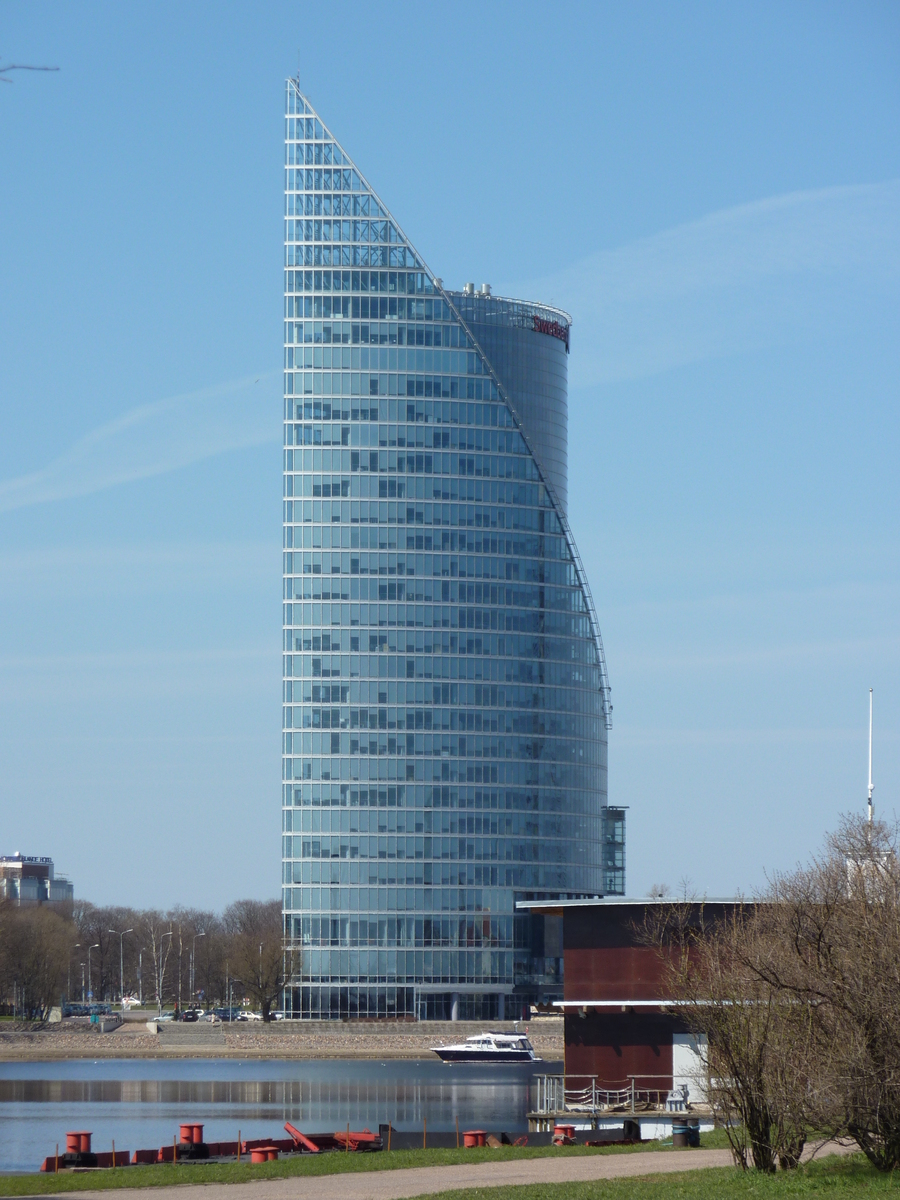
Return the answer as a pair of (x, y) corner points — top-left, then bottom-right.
(0, 1017), (563, 1060)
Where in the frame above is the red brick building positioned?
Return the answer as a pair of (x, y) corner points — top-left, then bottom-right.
(524, 898), (737, 1099)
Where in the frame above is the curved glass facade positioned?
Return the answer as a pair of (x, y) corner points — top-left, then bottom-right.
(455, 292), (570, 515)
(282, 81), (620, 1020)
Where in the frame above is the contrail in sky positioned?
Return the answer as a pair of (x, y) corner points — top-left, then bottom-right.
(504, 181), (900, 386)
(0, 372), (281, 514)
(3, 182), (897, 511)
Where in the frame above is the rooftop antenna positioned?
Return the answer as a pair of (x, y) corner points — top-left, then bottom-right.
(867, 688), (874, 825)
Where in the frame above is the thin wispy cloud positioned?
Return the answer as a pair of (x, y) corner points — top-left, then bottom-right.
(613, 726), (897, 749)
(0, 644), (277, 705)
(0, 372), (281, 514)
(0, 541), (278, 598)
(613, 632), (900, 673)
(506, 181), (900, 386)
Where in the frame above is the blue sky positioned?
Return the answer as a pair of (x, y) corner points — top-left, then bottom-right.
(1, 1), (898, 908)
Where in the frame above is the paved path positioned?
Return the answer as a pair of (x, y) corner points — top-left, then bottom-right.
(70, 1148), (736, 1200)
(32, 1139), (856, 1200)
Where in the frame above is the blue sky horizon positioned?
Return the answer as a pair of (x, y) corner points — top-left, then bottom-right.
(2, 1), (898, 909)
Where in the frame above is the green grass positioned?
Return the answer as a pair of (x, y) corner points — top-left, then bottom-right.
(0, 1151), (886, 1199)
(0, 1135), (737, 1195)
(410, 1156), (893, 1199)
(12, 1131), (881, 1199)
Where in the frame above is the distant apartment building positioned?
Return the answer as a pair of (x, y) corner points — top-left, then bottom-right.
(0, 854), (74, 906)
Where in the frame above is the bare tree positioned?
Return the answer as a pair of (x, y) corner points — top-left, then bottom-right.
(193, 914), (226, 1009)
(135, 911), (174, 1016)
(0, 902), (75, 1020)
(652, 817), (900, 1173)
(222, 900), (285, 1021)
(0, 61), (59, 83)
(646, 901), (810, 1171)
(755, 817), (900, 1172)
(73, 903), (116, 1001)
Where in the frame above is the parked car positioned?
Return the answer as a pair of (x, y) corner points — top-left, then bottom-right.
(65, 1002), (114, 1017)
(212, 1006), (243, 1022)
(181, 1008), (204, 1022)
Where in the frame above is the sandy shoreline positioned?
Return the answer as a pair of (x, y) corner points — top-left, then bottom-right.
(0, 1019), (564, 1062)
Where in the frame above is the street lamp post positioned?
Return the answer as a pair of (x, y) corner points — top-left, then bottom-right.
(80, 962), (85, 1004)
(69, 943), (80, 1005)
(191, 932), (206, 1006)
(157, 930), (172, 1017)
(138, 948), (145, 1007)
(176, 926), (183, 1017)
(109, 928), (133, 1013)
(87, 944), (100, 1003)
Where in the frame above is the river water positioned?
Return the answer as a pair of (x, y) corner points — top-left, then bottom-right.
(0, 1058), (561, 1173)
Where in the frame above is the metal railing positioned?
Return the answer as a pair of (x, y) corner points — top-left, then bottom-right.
(532, 1074), (684, 1116)
(449, 290), (574, 331)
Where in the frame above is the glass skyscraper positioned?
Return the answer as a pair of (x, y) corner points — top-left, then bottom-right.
(282, 80), (623, 1020)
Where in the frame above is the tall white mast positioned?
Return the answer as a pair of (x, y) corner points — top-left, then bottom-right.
(867, 688), (874, 824)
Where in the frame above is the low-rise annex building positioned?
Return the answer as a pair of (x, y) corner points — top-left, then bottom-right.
(520, 897), (745, 1135)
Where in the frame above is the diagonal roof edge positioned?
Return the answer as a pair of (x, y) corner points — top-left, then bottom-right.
(288, 79), (612, 731)
(440, 294), (612, 731)
(289, 80), (427, 272)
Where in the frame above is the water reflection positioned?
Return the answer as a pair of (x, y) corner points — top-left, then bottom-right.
(0, 1058), (560, 1174)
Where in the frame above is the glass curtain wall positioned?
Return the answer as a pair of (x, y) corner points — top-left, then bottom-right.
(282, 80), (617, 1019)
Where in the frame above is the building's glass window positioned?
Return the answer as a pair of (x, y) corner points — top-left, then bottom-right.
(281, 79), (617, 1020)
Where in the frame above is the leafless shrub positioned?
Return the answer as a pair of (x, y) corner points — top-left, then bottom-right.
(757, 817), (900, 1172)
(647, 900), (809, 1171)
(649, 816), (900, 1172)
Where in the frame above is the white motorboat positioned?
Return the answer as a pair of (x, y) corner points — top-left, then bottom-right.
(431, 1031), (541, 1063)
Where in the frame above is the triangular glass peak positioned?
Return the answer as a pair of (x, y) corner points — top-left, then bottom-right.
(283, 78), (612, 729)
(285, 79), (428, 272)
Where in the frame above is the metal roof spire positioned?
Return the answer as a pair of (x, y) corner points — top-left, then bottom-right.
(868, 687), (874, 824)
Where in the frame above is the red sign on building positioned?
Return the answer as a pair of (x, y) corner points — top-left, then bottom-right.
(532, 314), (570, 352)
